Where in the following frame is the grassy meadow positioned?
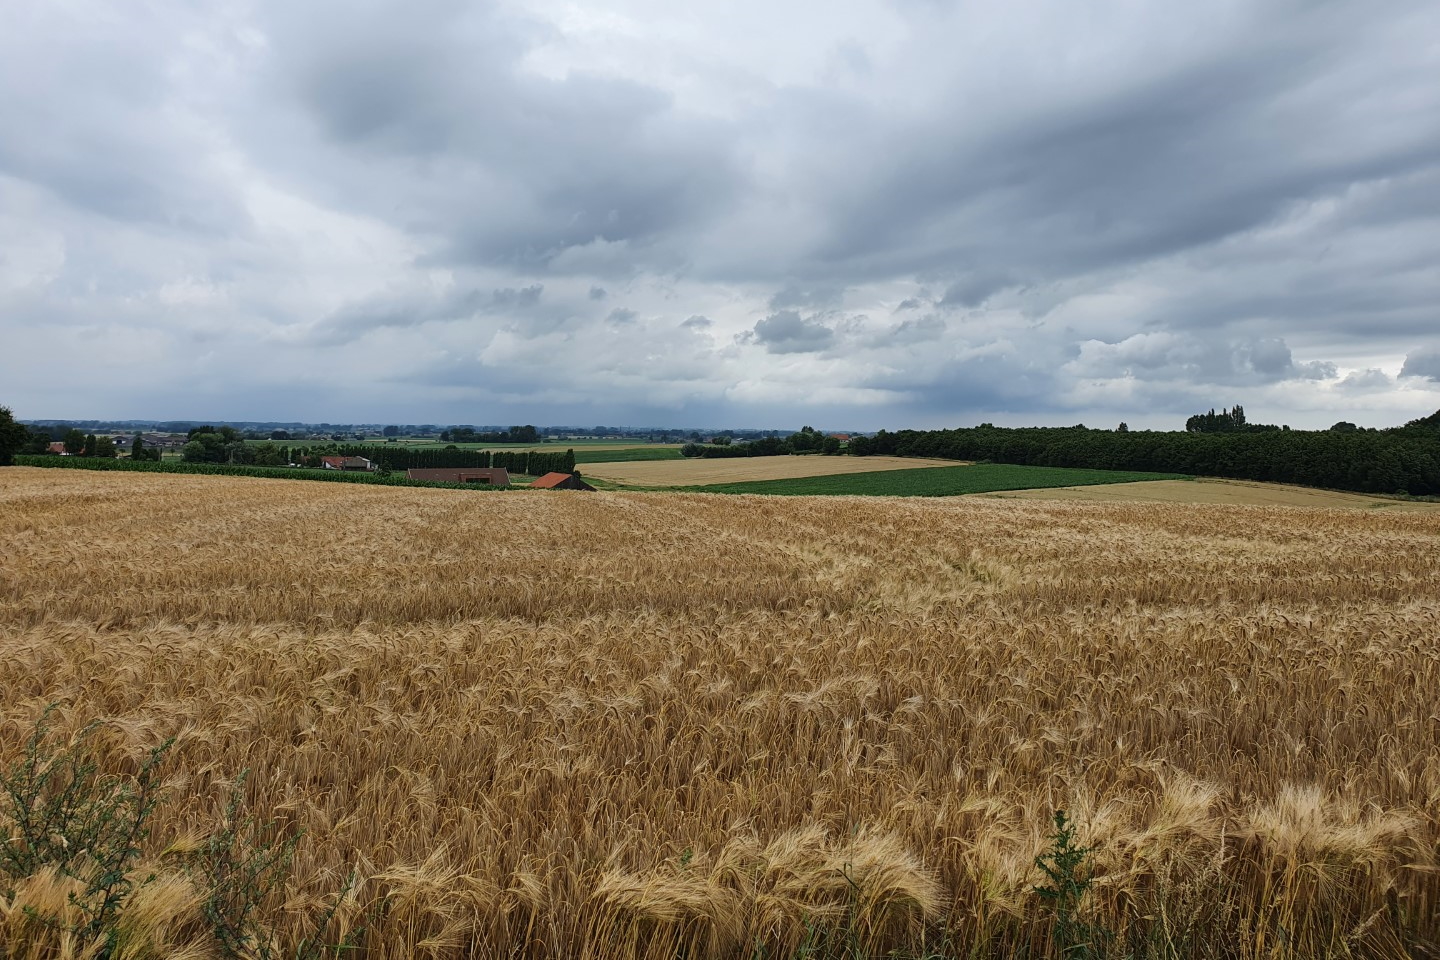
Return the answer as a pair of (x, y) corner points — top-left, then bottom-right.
(2, 467), (1439, 959)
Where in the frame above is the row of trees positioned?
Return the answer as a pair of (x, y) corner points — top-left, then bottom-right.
(850, 412), (1440, 495)
(1183, 404), (1290, 433)
(331, 445), (493, 469)
(66, 432), (116, 458)
(182, 426), (255, 464)
(681, 426), (845, 459)
(321, 445), (575, 474)
(489, 449), (576, 475)
(438, 425), (541, 444)
(174, 431), (578, 475)
(0, 408), (35, 464)
(0, 415), (164, 462)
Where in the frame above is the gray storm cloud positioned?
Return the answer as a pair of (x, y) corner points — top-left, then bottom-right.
(1402, 349), (1440, 382)
(750, 311), (836, 354)
(0, 0), (1437, 427)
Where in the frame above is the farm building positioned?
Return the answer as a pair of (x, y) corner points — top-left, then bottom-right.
(141, 434), (187, 449)
(406, 467), (511, 486)
(321, 456), (374, 471)
(529, 472), (595, 491)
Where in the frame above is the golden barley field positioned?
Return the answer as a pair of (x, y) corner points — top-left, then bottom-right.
(992, 478), (1440, 512)
(584, 454), (963, 486)
(2, 466), (1440, 960)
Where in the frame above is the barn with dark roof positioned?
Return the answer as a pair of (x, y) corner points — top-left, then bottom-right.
(529, 472), (595, 491)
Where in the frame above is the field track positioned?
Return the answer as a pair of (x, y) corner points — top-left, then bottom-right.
(3, 466), (1440, 959)
(583, 454), (963, 486)
(992, 477), (1440, 511)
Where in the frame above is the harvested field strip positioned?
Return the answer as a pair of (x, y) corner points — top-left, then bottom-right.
(583, 454), (961, 487)
(2, 467), (1440, 959)
(693, 463), (1185, 496)
(990, 477), (1440, 511)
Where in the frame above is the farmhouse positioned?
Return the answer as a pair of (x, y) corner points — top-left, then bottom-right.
(321, 456), (374, 471)
(406, 467), (511, 486)
(142, 433), (187, 449)
(529, 472), (595, 491)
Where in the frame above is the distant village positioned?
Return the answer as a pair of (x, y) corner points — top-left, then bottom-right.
(33, 433), (600, 490)
(11, 419), (873, 491)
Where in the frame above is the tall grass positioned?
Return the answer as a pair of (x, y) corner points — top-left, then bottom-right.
(1, 466), (1438, 958)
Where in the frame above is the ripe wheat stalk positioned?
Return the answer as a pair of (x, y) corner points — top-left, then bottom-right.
(1, 466), (1438, 958)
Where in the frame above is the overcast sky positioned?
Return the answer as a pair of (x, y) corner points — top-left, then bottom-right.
(3, 0), (1439, 430)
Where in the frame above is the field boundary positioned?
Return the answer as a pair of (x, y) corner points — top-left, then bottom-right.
(8, 456), (510, 490)
(684, 463), (1189, 496)
(985, 476), (1440, 510)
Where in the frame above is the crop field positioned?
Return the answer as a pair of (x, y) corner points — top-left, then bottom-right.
(3, 466), (1440, 959)
(583, 454), (962, 487)
(573, 446), (685, 464)
(991, 478), (1440, 512)
(692, 464), (1186, 497)
(351, 439), (683, 453)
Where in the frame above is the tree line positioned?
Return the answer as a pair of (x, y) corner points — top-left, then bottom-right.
(0, 418), (164, 463)
(323, 444), (578, 475)
(488, 449), (576, 475)
(681, 426), (844, 459)
(438, 425), (540, 443)
(9, 455), (513, 490)
(0, 415), (579, 477)
(849, 412), (1440, 496)
(1183, 404), (1279, 433)
(178, 430), (577, 475)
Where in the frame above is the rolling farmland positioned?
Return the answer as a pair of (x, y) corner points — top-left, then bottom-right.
(572, 446), (685, 464)
(991, 477), (1440, 511)
(582, 454), (962, 487)
(3, 467), (1440, 959)
(691, 464), (1186, 496)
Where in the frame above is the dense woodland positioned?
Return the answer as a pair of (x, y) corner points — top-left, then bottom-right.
(850, 409), (1440, 496)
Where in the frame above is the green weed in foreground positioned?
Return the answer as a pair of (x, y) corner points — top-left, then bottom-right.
(688, 463), (1188, 497)
(0, 706), (361, 959)
(1035, 811), (1110, 960)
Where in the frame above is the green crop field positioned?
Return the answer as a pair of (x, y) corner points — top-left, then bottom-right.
(573, 446), (685, 464)
(688, 463), (1189, 496)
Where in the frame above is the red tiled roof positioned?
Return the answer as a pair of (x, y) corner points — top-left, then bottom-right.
(529, 472), (575, 489)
